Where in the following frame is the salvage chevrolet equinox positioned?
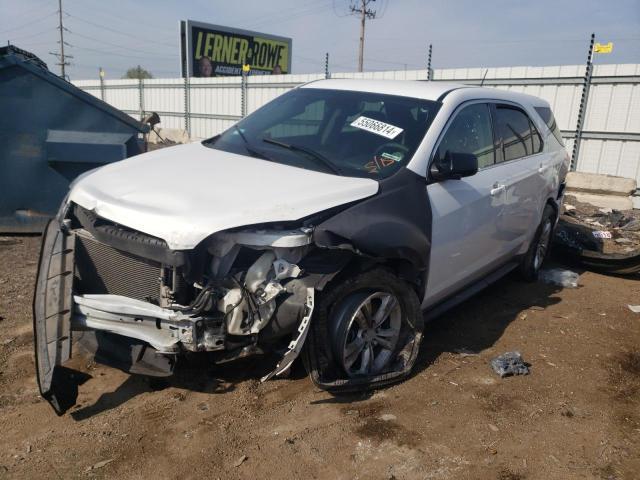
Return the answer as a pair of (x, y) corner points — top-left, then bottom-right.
(34, 79), (569, 413)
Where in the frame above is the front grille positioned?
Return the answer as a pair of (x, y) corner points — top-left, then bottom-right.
(74, 231), (162, 303)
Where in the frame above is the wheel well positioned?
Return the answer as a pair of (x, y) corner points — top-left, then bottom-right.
(545, 197), (559, 222)
(321, 253), (424, 300)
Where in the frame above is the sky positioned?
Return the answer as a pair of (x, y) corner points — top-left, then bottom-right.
(1, 0), (639, 80)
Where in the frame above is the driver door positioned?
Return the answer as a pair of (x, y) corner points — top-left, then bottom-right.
(424, 102), (508, 307)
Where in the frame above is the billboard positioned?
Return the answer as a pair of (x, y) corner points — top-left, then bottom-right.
(180, 20), (292, 77)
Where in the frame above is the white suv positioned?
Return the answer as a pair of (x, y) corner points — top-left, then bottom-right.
(34, 79), (569, 413)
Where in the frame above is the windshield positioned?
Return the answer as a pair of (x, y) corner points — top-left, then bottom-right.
(203, 88), (440, 179)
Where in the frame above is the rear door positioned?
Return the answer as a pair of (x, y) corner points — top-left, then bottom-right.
(425, 102), (507, 307)
(491, 103), (548, 256)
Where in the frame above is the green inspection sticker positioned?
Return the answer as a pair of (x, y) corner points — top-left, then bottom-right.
(381, 151), (404, 162)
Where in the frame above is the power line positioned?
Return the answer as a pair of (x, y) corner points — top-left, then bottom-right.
(65, 0), (175, 40)
(71, 45), (176, 61)
(65, 12), (176, 48)
(350, 0), (377, 72)
(6, 28), (58, 43)
(0, 10), (58, 35)
(244, 0), (334, 29)
(68, 31), (173, 58)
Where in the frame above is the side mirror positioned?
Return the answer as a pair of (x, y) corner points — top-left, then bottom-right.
(431, 151), (478, 181)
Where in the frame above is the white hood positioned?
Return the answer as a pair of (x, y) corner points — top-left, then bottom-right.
(69, 142), (379, 250)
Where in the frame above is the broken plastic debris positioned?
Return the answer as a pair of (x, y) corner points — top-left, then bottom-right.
(490, 352), (530, 378)
(628, 305), (640, 314)
(539, 268), (579, 288)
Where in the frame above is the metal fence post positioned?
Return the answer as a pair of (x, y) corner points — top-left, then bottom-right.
(571, 33), (595, 171)
(325, 52), (330, 79)
(427, 44), (433, 81)
(241, 69), (247, 118)
(138, 77), (145, 121)
(184, 75), (191, 136)
(99, 67), (105, 101)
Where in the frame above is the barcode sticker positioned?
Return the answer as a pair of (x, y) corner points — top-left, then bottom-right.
(350, 116), (404, 139)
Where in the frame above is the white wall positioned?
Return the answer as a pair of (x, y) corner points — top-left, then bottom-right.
(73, 64), (640, 184)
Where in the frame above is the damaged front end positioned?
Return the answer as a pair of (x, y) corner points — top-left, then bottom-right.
(34, 203), (346, 413)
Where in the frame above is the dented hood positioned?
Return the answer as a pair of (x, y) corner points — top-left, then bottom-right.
(68, 142), (379, 250)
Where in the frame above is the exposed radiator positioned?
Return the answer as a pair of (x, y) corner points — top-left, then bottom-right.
(74, 230), (163, 304)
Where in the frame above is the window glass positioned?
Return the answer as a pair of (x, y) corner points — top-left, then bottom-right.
(534, 106), (565, 146)
(495, 106), (536, 161)
(265, 100), (325, 138)
(204, 88), (440, 179)
(434, 103), (495, 169)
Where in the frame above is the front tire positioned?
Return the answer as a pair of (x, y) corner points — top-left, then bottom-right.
(303, 268), (423, 392)
(520, 204), (555, 281)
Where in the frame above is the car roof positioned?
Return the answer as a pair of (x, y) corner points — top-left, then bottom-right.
(299, 78), (550, 108)
(300, 78), (466, 101)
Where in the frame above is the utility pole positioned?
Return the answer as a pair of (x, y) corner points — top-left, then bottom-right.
(49, 0), (71, 79)
(350, 0), (376, 72)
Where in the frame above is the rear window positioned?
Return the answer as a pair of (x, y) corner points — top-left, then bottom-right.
(494, 105), (543, 162)
(534, 106), (564, 146)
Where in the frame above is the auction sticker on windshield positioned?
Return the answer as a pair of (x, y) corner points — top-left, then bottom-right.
(350, 116), (404, 139)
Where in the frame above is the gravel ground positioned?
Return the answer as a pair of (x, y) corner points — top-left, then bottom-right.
(0, 235), (639, 479)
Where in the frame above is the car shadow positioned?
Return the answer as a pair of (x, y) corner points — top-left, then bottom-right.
(69, 352), (288, 420)
(411, 269), (564, 378)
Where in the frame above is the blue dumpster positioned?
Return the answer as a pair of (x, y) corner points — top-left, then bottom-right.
(0, 46), (149, 232)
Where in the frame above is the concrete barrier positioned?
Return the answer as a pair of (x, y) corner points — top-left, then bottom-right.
(566, 172), (637, 197)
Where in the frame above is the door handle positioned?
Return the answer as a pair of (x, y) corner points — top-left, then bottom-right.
(538, 163), (549, 174)
(490, 183), (506, 196)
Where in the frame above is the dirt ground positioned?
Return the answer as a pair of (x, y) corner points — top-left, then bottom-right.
(0, 235), (638, 480)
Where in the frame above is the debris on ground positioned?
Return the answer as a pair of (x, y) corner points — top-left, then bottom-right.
(84, 458), (115, 472)
(233, 455), (248, 467)
(553, 195), (640, 275)
(490, 352), (530, 378)
(628, 305), (640, 314)
(539, 268), (579, 288)
(453, 347), (479, 357)
(0, 237), (22, 246)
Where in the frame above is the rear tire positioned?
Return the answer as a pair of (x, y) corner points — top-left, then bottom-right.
(520, 204), (555, 281)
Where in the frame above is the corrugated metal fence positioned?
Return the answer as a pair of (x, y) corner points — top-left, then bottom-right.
(73, 64), (640, 184)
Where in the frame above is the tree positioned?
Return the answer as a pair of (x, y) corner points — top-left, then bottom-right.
(122, 65), (153, 79)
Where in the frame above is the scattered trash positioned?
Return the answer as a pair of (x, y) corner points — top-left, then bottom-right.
(0, 237), (21, 246)
(233, 455), (248, 467)
(379, 414), (397, 422)
(621, 219), (640, 232)
(488, 424), (499, 432)
(453, 347), (479, 357)
(490, 352), (530, 378)
(554, 195), (640, 275)
(539, 268), (579, 288)
(84, 458), (115, 472)
(628, 305), (640, 314)
(2, 337), (15, 346)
